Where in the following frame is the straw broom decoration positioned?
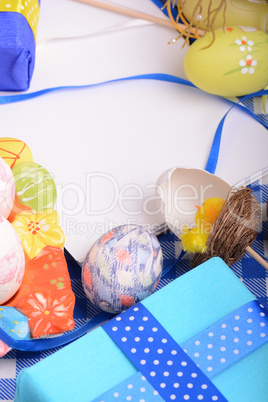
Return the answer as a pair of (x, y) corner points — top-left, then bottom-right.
(180, 187), (268, 271)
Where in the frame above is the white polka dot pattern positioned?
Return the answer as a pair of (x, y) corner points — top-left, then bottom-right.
(103, 303), (227, 401)
(0, 0), (40, 40)
(93, 372), (162, 401)
(182, 300), (268, 378)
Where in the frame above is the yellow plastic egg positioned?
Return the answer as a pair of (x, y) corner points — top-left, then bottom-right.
(184, 26), (268, 97)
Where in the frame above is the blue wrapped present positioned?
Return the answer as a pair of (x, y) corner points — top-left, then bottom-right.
(14, 257), (268, 401)
(0, 0), (40, 91)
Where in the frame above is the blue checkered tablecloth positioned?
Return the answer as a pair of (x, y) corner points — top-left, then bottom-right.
(0, 173), (268, 401)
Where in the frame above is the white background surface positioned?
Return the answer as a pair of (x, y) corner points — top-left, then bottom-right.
(0, 0), (267, 261)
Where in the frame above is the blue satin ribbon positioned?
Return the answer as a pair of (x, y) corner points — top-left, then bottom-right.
(205, 89), (268, 174)
(0, 73), (266, 176)
(0, 309), (112, 352)
(0, 74), (194, 104)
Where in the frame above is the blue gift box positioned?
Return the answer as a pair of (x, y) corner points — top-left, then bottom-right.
(14, 257), (268, 401)
(0, 1), (40, 91)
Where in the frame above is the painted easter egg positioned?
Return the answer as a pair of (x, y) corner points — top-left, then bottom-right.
(0, 307), (30, 341)
(6, 246), (75, 338)
(0, 156), (15, 219)
(12, 161), (57, 212)
(82, 225), (163, 314)
(12, 210), (65, 260)
(184, 26), (268, 97)
(0, 217), (25, 304)
(0, 306), (31, 357)
(0, 138), (33, 169)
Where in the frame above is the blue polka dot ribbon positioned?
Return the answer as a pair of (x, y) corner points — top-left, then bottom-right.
(102, 303), (228, 401)
(94, 372), (162, 401)
(181, 300), (268, 379)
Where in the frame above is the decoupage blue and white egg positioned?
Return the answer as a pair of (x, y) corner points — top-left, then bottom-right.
(82, 225), (163, 313)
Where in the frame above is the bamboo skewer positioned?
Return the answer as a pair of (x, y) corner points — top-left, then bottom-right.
(74, 0), (173, 28)
(74, 0), (204, 34)
(246, 246), (268, 271)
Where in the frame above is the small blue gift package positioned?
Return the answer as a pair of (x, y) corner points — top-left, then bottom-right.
(14, 257), (268, 401)
(0, 0), (40, 91)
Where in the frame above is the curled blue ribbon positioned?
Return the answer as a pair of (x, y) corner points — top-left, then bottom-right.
(0, 74), (266, 177)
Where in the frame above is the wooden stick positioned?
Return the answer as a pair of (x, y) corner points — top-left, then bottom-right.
(246, 246), (268, 271)
(74, 0), (187, 31)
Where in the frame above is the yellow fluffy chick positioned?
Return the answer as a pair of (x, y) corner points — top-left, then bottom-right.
(180, 226), (209, 254)
(195, 197), (225, 229)
(180, 197), (225, 254)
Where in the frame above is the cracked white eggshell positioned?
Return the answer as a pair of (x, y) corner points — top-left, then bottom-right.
(156, 167), (231, 238)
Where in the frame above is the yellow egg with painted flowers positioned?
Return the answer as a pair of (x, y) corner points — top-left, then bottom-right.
(184, 26), (268, 97)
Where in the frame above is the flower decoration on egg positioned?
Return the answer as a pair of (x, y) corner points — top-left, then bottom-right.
(13, 289), (75, 338)
(6, 246), (76, 338)
(164, 2), (268, 97)
(239, 55), (257, 75)
(0, 138), (76, 357)
(183, 26), (268, 97)
(235, 36), (254, 52)
(12, 210), (65, 259)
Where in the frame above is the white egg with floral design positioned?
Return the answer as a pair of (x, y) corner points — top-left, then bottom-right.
(184, 26), (268, 97)
(0, 217), (25, 304)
